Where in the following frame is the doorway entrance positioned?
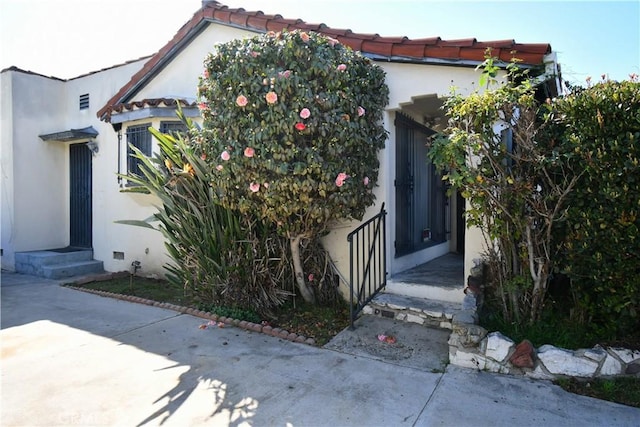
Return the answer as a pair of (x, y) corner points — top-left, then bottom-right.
(394, 113), (447, 257)
(69, 143), (92, 248)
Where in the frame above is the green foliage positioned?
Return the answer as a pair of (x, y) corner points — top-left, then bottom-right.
(195, 29), (389, 303)
(555, 377), (640, 408)
(119, 113), (291, 314)
(429, 57), (579, 324)
(196, 29), (389, 238)
(549, 76), (640, 336)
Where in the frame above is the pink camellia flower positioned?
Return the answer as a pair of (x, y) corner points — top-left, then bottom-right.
(299, 108), (311, 119)
(221, 150), (230, 161)
(250, 51), (260, 58)
(236, 95), (248, 107)
(216, 165), (223, 171)
(249, 182), (260, 193)
(203, 69), (209, 78)
(198, 102), (208, 110)
(295, 122), (306, 131)
(327, 37), (339, 47)
(244, 147), (255, 158)
(357, 106), (366, 117)
(363, 176), (370, 186)
(308, 273), (314, 282)
(263, 182), (269, 188)
(282, 70), (291, 78)
(335, 172), (349, 187)
(300, 32), (310, 43)
(265, 91), (278, 104)
(200, 153), (207, 160)
(337, 63), (347, 71)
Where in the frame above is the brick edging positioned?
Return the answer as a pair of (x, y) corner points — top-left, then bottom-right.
(63, 284), (316, 346)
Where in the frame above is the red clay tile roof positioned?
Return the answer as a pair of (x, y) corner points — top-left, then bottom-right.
(98, 1), (552, 121)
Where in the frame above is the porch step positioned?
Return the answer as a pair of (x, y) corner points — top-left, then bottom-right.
(385, 279), (465, 304)
(42, 260), (104, 279)
(363, 292), (463, 330)
(387, 252), (465, 303)
(15, 249), (104, 279)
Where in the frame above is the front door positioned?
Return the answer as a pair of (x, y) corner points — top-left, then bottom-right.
(394, 113), (446, 257)
(69, 143), (92, 248)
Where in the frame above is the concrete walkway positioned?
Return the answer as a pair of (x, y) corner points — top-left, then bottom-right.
(2, 272), (638, 426)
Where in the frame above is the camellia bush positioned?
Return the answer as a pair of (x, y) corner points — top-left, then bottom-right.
(196, 30), (389, 303)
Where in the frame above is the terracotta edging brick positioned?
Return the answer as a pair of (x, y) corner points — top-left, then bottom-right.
(63, 283), (316, 346)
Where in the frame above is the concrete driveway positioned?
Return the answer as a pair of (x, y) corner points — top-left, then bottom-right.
(2, 272), (639, 426)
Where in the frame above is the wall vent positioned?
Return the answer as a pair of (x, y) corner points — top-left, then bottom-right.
(113, 251), (125, 260)
(79, 93), (89, 110)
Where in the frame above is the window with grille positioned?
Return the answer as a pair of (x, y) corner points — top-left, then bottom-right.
(160, 121), (188, 135)
(79, 93), (89, 110)
(126, 123), (152, 179)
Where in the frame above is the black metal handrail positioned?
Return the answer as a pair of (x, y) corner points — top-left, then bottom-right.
(347, 203), (387, 329)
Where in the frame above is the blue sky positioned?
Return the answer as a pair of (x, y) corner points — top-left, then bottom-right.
(1, 0), (638, 85)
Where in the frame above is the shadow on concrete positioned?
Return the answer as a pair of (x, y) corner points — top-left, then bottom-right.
(1, 272), (441, 426)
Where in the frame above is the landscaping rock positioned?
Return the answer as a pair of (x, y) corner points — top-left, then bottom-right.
(599, 353), (624, 376)
(537, 345), (598, 377)
(609, 347), (640, 364)
(485, 332), (514, 363)
(452, 323), (487, 348)
(579, 347), (606, 363)
(626, 361), (640, 375)
(509, 340), (535, 369)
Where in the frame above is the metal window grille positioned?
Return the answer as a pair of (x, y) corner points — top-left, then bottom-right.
(160, 121), (188, 135)
(79, 93), (89, 110)
(126, 123), (152, 178)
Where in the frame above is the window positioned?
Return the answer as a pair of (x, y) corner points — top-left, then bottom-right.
(160, 121), (188, 135)
(126, 123), (152, 178)
(79, 93), (89, 110)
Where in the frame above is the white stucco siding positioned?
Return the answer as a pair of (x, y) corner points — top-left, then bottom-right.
(1, 71), (15, 269)
(93, 116), (187, 277)
(0, 60), (147, 271)
(134, 24), (258, 102)
(1, 71), (68, 270)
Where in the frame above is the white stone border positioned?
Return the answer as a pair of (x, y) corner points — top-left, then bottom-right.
(449, 262), (640, 379)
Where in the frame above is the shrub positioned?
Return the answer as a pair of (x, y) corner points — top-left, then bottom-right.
(549, 76), (640, 336)
(196, 29), (389, 303)
(429, 56), (580, 324)
(121, 116), (291, 314)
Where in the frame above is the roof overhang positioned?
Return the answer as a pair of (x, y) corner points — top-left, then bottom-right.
(97, 2), (554, 122)
(39, 126), (98, 142)
(101, 98), (198, 124)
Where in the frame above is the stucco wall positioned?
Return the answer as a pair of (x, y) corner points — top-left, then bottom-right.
(1, 71), (67, 270)
(135, 25), (259, 101)
(1, 71), (14, 269)
(0, 60), (146, 271)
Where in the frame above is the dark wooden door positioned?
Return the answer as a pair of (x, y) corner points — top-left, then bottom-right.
(69, 143), (92, 248)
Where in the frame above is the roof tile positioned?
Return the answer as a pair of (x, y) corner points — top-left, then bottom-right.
(98, 1), (553, 121)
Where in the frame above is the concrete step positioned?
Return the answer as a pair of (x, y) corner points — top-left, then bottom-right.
(385, 279), (465, 304)
(15, 249), (103, 279)
(363, 292), (463, 330)
(387, 252), (465, 303)
(42, 260), (104, 280)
